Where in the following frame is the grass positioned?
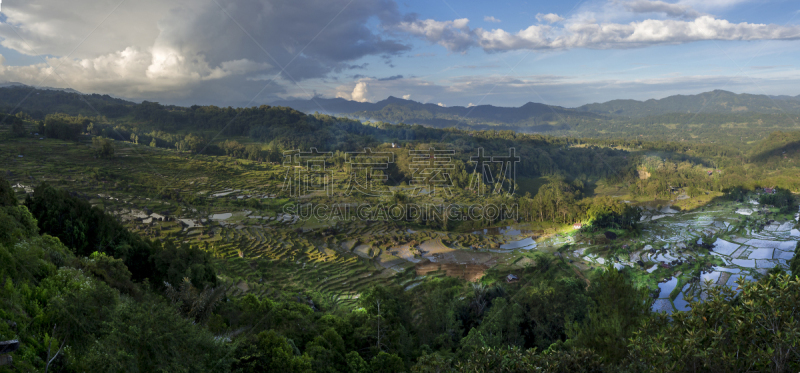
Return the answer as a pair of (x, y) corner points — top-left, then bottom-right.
(5, 133), (796, 315)
(672, 190), (725, 210)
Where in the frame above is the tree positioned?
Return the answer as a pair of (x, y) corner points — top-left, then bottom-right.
(78, 296), (232, 372)
(518, 275), (590, 351)
(305, 328), (348, 373)
(43, 113), (87, 140)
(462, 297), (524, 351)
(184, 133), (206, 153)
(415, 278), (463, 350)
(629, 273), (800, 372)
(369, 351), (405, 373)
(345, 351), (370, 373)
(0, 203), (39, 246)
(410, 353), (451, 373)
(92, 136), (115, 158)
(11, 119), (27, 137)
(163, 277), (225, 324)
(0, 176), (16, 207)
(153, 241), (218, 289)
(42, 267), (120, 354)
(81, 251), (137, 295)
(567, 266), (650, 364)
(453, 346), (604, 373)
(355, 285), (414, 361)
(791, 242), (800, 276)
(758, 188), (797, 214)
(232, 330), (312, 373)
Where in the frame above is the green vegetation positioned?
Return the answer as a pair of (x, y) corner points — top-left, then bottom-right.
(42, 113), (90, 141)
(758, 188), (798, 214)
(0, 86), (799, 371)
(280, 89), (800, 146)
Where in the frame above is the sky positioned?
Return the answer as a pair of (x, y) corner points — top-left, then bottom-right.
(0, 0), (798, 108)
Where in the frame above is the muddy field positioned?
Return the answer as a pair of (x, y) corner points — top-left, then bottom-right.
(415, 260), (491, 282)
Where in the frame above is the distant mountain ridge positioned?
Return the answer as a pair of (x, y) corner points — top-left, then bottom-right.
(273, 90), (800, 127)
(0, 81), (84, 94)
(273, 95), (603, 129)
(0, 85), (135, 119)
(0, 84), (797, 136)
(577, 90), (800, 118)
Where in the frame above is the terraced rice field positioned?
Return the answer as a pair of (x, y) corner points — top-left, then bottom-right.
(566, 199), (800, 313)
(4, 138), (798, 313)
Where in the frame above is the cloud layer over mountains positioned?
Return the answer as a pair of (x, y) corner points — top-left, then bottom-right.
(0, 0), (796, 106)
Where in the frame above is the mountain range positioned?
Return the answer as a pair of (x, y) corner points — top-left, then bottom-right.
(273, 90), (800, 129)
(0, 82), (797, 134)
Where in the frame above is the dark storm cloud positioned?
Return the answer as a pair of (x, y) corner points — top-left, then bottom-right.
(0, 0), (412, 105)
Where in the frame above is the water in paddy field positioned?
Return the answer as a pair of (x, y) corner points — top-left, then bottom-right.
(656, 277), (678, 300)
(499, 237), (537, 250)
(569, 199), (799, 314)
(468, 225), (540, 252)
(471, 226), (534, 237)
(673, 290), (692, 312)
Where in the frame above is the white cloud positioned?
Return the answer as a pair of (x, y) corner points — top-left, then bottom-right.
(0, 0), (793, 108)
(475, 25), (552, 50)
(0, 47), (270, 100)
(352, 81), (372, 102)
(393, 18), (474, 52)
(323, 70), (800, 108)
(0, 0), (409, 104)
(402, 15), (800, 52)
(0, 1), (170, 59)
(437, 102), (446, 107)
(484, 16), (502, 23)
(331, 77), (446, 106)
(337, 80), (373, 102)
(536, 13), (565, 24)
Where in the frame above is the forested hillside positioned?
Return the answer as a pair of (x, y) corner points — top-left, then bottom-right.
(2, 85), (800, 147)
(274, 89), (800, 144)
(577, 90), (800, 117)
(2, 85), (800, 371)
(2, 174), (800, 372)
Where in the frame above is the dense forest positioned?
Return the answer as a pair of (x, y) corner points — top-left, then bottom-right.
(39, 102), (800, 202)
(2, 86), (800, 371)
(2, 176), (800, 371)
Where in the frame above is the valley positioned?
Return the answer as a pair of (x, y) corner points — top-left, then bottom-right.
(4, 132), (797, 315)
(2, 87), (800, 372)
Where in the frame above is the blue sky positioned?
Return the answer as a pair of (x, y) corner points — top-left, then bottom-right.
(0, 0), (797, 107)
